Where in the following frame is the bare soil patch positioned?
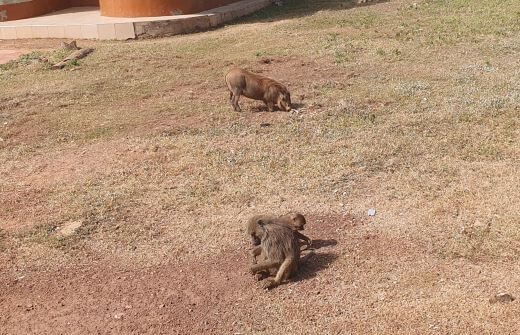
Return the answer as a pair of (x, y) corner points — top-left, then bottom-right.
(0, 50), (28, 65)
(0, 214), (349, 334)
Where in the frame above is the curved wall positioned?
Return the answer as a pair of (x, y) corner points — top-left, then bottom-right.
(99, 0), (241, 17)
(0, 0), (240, 22)
(0, 0), (98, 22)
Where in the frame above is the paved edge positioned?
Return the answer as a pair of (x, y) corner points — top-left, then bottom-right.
(134, 0), (273, 39)
(0, 0), (273, 41)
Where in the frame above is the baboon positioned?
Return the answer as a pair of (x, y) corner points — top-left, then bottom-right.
(225, 68), (292, 113)
(249, 212), (311, 266)
(247, 217), (301, 289)
(278, 212), (312, 249)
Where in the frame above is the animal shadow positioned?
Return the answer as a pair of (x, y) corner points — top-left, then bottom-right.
(250, 102), (305, 113)
(291, 102), (305, 110)
(293, 251), (338, 282)
(309, 238), (338, 250)
(251, 105), (269, 113)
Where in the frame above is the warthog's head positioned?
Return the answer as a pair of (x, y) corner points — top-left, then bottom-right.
(267, 83), (292, 112)
(277, 90), (292, 112)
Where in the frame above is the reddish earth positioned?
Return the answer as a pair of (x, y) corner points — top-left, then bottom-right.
(3, 1), (520, 331)
(0, 50), (27, 64)
(0, 215), (351, 334)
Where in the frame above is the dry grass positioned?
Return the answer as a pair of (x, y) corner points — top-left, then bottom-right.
(2, 0), (520, 333)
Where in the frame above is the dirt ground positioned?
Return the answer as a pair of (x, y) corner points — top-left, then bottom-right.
(2, 0), (520, 334)
(0, 50), (27, 65)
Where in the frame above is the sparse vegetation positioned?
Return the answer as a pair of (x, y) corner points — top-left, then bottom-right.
(2, 0), (520, 333)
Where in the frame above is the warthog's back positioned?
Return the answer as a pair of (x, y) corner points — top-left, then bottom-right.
(225, 68), (247, 90)
(226, 68), (278, 101)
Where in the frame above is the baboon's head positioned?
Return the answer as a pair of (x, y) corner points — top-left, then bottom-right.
(287, 212), (306, 230)
(246, 217), (267, 246)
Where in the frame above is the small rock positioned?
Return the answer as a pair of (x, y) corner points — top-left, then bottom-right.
(114, 312), (124, 319)
(260, 122), (271, 127)
(490, 293), (515, 304)
(57, 220), (82, 237)
(368, 209), (376, 216)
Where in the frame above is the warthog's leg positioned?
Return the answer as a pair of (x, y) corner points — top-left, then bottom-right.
(231, 89), (242, 112)
(266, 101), (275, 113)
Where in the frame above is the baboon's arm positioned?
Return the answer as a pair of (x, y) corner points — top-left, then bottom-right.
(294, 231), (312, 249)
(251, 246), (262, 264)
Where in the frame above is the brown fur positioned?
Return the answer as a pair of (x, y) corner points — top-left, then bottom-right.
(247, 216), (300, 289)
(247, 212), (314, 287)
(249, 213), (311, 260)
(225, 68), (292, 113)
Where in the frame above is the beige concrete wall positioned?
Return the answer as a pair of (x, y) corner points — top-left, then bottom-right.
(0, 0), (100, 22)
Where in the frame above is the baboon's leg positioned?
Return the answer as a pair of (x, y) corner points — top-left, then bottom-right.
(263, 257), (295, 289)
(250, 260), (280, 274)
(251, 246), (262, 264)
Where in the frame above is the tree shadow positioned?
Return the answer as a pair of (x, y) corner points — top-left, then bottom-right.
(234, 0), (388, 25)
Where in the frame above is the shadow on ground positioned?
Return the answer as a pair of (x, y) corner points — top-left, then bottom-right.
(293, 251), (339, 282)
(310, 238), (338, 250)
(249, 101), (305, 113)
